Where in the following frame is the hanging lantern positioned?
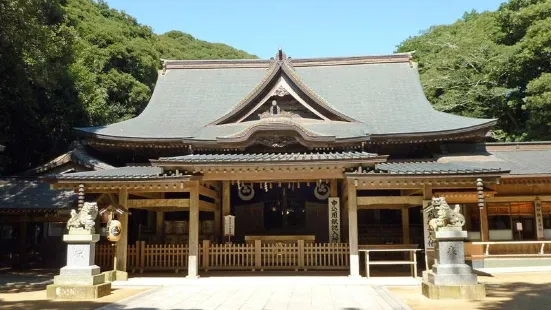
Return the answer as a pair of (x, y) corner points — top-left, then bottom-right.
(106, 219), (122, 242)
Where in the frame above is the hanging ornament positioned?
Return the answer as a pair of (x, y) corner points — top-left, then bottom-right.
(106, 219), (122, 242)
(314, 182), (330, 200)
(238, 183), (255, 201)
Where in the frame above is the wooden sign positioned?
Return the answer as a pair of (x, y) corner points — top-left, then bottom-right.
(422, 200), (435, 249)
(224, 215), (235, 236)
(328, 197), (340, 243)
(535, 200), (544, 239)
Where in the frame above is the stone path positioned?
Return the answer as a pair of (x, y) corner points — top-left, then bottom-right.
(100, 282), (410, 310)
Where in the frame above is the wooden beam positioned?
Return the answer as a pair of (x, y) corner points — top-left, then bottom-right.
(487, 195), (551, 202)
(127, 199), (190, 209)
(200, 170), (343, 181)
(199, 200), (216, 212)
(51, 181), (197, 193)
(357, 196), (423, 206)
(199, 186), (220, 202)
(358, 204), (411, 210)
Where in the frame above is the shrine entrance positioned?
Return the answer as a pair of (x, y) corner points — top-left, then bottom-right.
(232, 181), (331, 243)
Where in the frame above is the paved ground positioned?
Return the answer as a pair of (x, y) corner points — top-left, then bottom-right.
(100, 282), (410, 310)
(389, 271), (551, 310)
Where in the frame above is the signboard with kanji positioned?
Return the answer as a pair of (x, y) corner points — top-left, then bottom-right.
(535, 201), (544, 239)
(224, 215), (235, 236)
(328, 197), (340, 243)
(423, 200), (435, 249)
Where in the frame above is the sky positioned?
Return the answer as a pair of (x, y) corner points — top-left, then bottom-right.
(105, 0), (505, 59)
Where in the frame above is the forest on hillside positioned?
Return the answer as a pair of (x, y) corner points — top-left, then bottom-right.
(0, 0), (255, 174)
(1, 0), (551, 175)
(396, 0), (551, 142)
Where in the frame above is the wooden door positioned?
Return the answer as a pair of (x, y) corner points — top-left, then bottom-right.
(234, 203), (264, 242)
(306, 202), (329, 243)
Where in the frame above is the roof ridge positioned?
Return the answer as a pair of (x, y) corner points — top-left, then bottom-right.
(163, 53), (412, 70)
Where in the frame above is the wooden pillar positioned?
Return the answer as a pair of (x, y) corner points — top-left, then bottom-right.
(214, 206), (221, 243)
(221, 181), (230, 242)
(116, 187), (128, 272)
(330, 179), (338, 197)
(156, 211), (164, 240)
(347, 179), (360, 277)
(341, 181), (349, 243)
(187, 183), (200, 278)
(402, 207), (410, 244)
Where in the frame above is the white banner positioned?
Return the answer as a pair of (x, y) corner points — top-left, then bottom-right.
(422, 200), (435, 249)
(328, 197), (341, 243)
(224, 215), (235, 236)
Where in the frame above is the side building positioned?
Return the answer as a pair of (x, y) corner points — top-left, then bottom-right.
(43, 50), (551, 276)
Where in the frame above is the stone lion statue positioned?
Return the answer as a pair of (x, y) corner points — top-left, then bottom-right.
(67, 202), (98, 233)
(428, 197), (465, 232)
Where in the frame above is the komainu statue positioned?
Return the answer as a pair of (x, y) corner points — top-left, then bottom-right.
(428, 197), (465, 232)
(67, 202), (99, 233)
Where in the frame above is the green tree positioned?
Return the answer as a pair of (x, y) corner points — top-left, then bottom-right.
(397, 0), (551, 141)
(0, 0), (86, 173)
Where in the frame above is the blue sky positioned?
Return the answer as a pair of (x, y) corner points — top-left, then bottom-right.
(106, 0), (505, 59)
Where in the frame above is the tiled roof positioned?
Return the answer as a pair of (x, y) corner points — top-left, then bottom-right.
(0, 179), (75, 211)
(77, 52), (495, 141)
(23, 146), (114, 176)
(157, 151), (381, 164)
(372, 162), (504, 175)
(437, 149), (551, 175)
(51, 166), (186, 180)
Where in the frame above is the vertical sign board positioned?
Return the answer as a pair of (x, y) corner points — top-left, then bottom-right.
(422, 200), (435, 250)
(535, 200), (544, 240)
(328, 197), (341, 243)
(224, 215), (235, 236)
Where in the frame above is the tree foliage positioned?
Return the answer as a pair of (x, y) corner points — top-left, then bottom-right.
(397, 0), (551, 141)
(0, 0), (256, 174)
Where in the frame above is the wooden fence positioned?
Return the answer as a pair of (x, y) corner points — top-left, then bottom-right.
(96, 240), (349, 273)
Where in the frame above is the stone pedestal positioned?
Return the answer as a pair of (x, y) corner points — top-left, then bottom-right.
(47, 234), (111, 299)
(422, 229), (486, 300)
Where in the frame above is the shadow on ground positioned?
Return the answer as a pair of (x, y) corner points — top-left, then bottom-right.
(0, 299), (112, 310)
(482, 282), (551, 310)
(0, 268), (55, 293)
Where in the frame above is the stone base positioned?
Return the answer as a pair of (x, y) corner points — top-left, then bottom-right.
(46, 282), (111, 299)
(102, 270), (128, 282)
(422, 281), (486, 300)
(54, 273), (105, 286)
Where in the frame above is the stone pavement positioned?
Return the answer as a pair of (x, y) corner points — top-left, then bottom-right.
(99, 278), (411, 310)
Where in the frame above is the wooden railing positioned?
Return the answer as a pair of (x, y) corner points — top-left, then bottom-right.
(96, 241), (349, 273)
(95, 243), (115, 270)
(471, 241), (551, 257)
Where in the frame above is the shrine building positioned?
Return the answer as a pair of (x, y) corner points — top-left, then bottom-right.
(43, 49), (551, 277)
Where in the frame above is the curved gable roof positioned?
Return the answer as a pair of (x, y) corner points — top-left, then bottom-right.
(77, 52), (495, 144)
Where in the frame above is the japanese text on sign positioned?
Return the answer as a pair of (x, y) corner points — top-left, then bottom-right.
(328, 197), (340, 243)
